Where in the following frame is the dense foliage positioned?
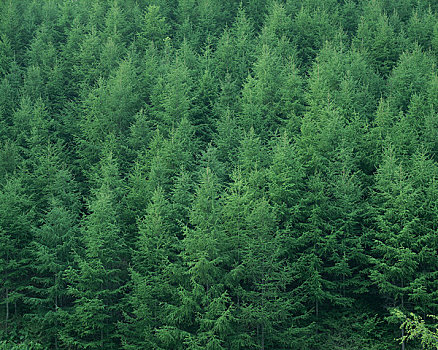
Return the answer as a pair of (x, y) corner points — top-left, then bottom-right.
(1, 0), (438, 349)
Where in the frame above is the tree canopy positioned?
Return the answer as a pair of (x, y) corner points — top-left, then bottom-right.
(1, 0), (438, 349)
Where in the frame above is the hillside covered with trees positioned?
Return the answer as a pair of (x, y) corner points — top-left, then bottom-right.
(1, 0), (438, 349)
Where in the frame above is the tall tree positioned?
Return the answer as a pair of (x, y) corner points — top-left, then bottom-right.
(0, 176), (34, 341)
(122, 187), (179, 349)
(61, 150), (127, 350)
(240, 44), (304, 138)
(368, 147), (424, 348)
(353, 0), (402, 77)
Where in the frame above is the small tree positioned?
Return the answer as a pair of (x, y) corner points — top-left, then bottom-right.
(393, 309), (438, 350)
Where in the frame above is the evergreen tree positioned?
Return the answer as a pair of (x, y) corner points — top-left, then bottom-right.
(0, 176), (34, 341)
(291, 6), (337, 70)
(240, 44), (304, 138)
(215, 6), (255, 87)
(353, 0), (402, 77)
(406, 7), (436, 50)
(268, 133), (305, 229)
(136, 5), (170, 50)
(122, 187), (179, 349)
(147, 118), (198, 194)
(79, 55), (141, 169)
(180, 166), (235, 350)
(61, 150), (127, 350)
(27, 197), (79, 348)
(151, 58), (193, 129)
(0, 35), (12, 77)
(3, 1), (438, 348)
(306, 43), (382, 122)
(21, 139), (80, 347)
(191, 63), (219, 144)
(387, 46), (435, 113)
(368, 147), (424, 347)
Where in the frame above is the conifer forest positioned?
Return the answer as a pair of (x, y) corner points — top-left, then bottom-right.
(3, 0), (438, 349)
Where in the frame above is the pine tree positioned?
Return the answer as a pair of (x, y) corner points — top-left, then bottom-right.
(214, 6), (255, 87)
(0, 141), (20, 182)
(0, 1), (33, 66)
(291, 6), (337, 70)
(387, 46), (435, 113)
(20, 139), (81, 347)
(151, 58), (193, 129)
(102, 0), (130, 46)
(0, 176), (34, 340)
(191, 59), (219, 144)
(368, 147), (424, 348)
(122, 187), (179, 349)
(260, 1), (293, 47)
(79, 55), (141, 169)
(3, 1), (438, 348)
(147, 118), (198, 194)
(136, 5), (169, 50)
(294, 98), (370, 347)
(27, 197), (79, 348)
(181, 166), (235, 350)
(353, 0), (402, 77)
(306, 43), (382, 122)
(0, 34), (12, 77)
(0, 78), (15, 139)
(406, 7), (436, 51)
(212, 109), (242, 171)
(61, 150), (127, 350)
(72, 26), (102, 93)
(268, 133), (305, 229)
(407, 151), (438, 317)
(240, 44), (304, 138)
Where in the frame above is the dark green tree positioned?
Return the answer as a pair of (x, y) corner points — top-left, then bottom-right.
(122, 187), (179, 349)
(0, 176), (34, 341)
(353, 0), (403, 77)
(61, 150), (127, 350)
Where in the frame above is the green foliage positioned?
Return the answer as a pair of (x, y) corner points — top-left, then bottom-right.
(137, 5), (169, 50)
(307, 43), (382, 121)
(393, 310), (438, 349)
(292, 6), (338, 70)
(387, 46), (436, 113)
(354, 0), (402, 77)
(2, 0), (438, 349)
(240, 44), (304, 137)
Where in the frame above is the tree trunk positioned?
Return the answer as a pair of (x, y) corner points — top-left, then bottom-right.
(5, 288), (9, 336)
(261, 323), (265, 350)
(315, 299), (319, 337)
(401, 283), (405, 350)
(256, 323), (259, 348)
(401, 325), (405, 350)
(55, 282), (59, 350)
